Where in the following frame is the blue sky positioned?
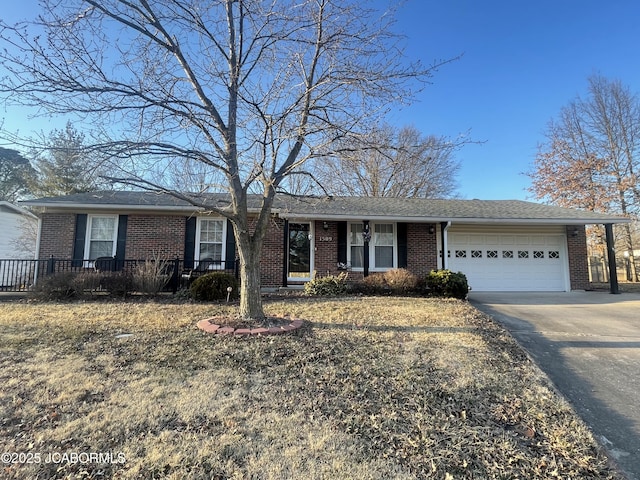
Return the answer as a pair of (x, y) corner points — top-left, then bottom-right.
(391, 0), (640, 200)
(2, 1), (640, 200)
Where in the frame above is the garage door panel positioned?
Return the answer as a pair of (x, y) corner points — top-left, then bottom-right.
(448, 232), (568, 292)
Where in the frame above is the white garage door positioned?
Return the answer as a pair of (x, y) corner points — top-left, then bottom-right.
(447, 231), (568, 291)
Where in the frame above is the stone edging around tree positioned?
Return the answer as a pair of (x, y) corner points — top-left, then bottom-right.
(196, 317), (304, 336)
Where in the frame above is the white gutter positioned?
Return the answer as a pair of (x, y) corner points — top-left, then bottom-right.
(20, 202), (274, 215)
(279, 213), (630, 225)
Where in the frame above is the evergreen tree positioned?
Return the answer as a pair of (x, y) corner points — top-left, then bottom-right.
(0, 147), (36, 202)
(29, 121), (102, 197)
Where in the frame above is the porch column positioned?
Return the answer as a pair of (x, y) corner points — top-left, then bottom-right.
(363, 220), (370, 277)
(605, 223), (619, 294)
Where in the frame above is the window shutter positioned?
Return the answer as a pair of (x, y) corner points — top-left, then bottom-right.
(72, 214), (88, 267)
(337, 221), (347, 264)
(225, 219), (236, 269)
(397, 222), (408, 269)
(115, 215), (128, 270)
(184, 217), (197, 269)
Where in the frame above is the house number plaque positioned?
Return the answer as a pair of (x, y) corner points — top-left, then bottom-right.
(319, 236), (333, 242)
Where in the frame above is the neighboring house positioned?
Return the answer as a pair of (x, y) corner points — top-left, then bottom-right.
(0, 201), (38, 289)
(0, 201), (37, 259)
(22, 191), (629, 292)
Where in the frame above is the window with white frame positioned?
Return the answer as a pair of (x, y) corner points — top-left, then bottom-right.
(348, 222), (396, 270)
(374, 223), (394, 268)
(350, 223), (364, 268)
(85, 215), (118, 260)
(196, 218), (226, 267)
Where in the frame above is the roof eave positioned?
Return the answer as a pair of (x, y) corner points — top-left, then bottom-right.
(280, 212), (630, 224)
(20, 201), (273, 215)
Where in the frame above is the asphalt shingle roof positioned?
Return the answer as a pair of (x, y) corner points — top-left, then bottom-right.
(22, 191), (630, 224)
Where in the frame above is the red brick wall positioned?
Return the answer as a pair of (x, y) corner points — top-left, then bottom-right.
(39, 213), (76, 259)
(314, 220), (338, 277)
(258, 217), (285, 288)
(36, 213), (591, 291)
(566, 225), (589, 290)
(407, 223), (438, 277)
(125, 215), (185, 260)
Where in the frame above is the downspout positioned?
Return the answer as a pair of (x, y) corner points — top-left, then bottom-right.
(605, 223), (620, 294)
(34, 215), (42, 260)
(440, 221), (451, 270)
(33, 215), (43, 286)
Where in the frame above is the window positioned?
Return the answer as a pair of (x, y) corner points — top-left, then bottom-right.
(518, 251), (529, 259)
(350, 223), (364, 268)
(549, 251), (560, 259)
(196, 218), (226, 267)
(487, 250), (498, 259)
(348, 222), (396, 270)
(85, 215), (118, 260)
(502, 250), (513, 259)
(374, 223), (394, 268)
(455, 250), (467, 258)
(471, 250), (482, 258)
(533, 251), (544, 259)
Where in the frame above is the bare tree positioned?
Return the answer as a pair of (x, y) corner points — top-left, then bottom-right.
(0, 0), (451, 319)
(315, 124), (463, 198)
(529, 74), (640, 280)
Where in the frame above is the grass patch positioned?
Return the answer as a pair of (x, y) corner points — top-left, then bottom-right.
(0, 297), (622, 479)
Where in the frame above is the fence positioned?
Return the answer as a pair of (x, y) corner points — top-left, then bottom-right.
(0, 257), (239, 294)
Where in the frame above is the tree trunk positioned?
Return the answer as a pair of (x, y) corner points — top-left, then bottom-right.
(231, 189), (278, 321)
(238, 255), (264, 320)
(235, 231), (266, 321)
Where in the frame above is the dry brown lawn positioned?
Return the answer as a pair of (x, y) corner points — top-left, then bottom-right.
(0, 296), (624, 479)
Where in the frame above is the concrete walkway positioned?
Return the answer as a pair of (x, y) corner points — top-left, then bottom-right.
(470, 291), (640, 480)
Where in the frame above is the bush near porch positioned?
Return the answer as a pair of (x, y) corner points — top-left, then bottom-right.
(305, 268), (469, 299)
(0, 297), (621, 479)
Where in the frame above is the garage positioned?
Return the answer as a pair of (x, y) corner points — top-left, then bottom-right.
(447, 227), (569, 292)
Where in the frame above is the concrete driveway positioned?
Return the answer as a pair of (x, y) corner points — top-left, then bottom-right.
(469, 291), (640, 480)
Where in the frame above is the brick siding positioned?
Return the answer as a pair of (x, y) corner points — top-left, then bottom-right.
(566, 225), (589, 290)
(313, 220), (339, 276)
(407, 223), (438, 277)
(36, 212), (592, 290)
(125, 215), (185, 260)
(38, 213), (76, 259)
(259, 217), (285, 288)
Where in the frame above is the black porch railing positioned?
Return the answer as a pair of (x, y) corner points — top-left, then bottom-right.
(0, 257), (240, 294)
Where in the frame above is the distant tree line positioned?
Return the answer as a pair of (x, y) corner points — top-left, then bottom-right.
(528, 74), (640, 280)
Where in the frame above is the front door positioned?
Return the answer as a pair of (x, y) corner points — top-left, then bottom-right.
(288, 222), (313, 281)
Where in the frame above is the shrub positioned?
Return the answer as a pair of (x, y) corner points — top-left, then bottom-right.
(304, 272), (348, 296)
(425, 269), (469, 299)
(100, 271), (134, 297)
(190, 272), (239, 301)
(351, 269), (420, 296)
(31, 272), (78, 300)
(383, 268), (419, 294)
(133, 258), (171, 296)
(71, 271), (103, 296)
(354, 273), (389, 295)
